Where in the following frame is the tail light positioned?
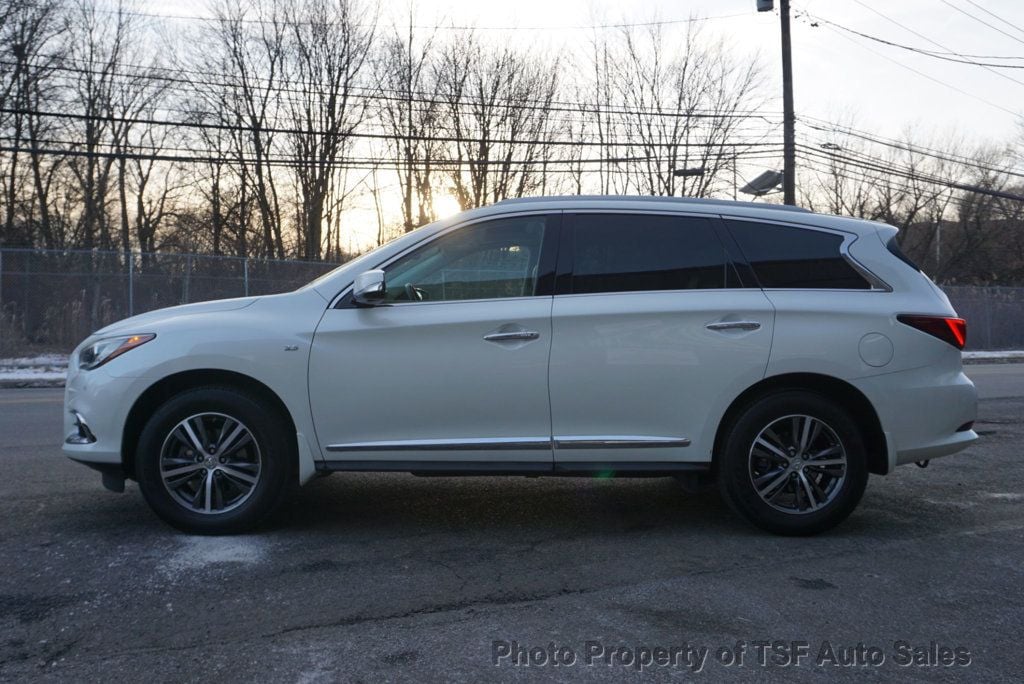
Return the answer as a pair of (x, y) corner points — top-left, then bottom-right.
(897, 314), (967, 350)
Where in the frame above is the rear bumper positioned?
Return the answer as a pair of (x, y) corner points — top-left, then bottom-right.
(852, 365), (978, 473)
(891, 428), (978, 465)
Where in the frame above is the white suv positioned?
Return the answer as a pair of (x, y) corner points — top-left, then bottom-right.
(63, 197), (978, 535)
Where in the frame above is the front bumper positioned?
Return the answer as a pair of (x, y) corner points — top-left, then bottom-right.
(62, 365), (138, 466)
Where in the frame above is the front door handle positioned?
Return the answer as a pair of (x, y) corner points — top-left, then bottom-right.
(484, 330), (540, 342)
(705, 321), (761, 332)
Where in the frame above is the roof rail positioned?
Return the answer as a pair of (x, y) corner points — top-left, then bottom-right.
(493, 195), (811, 213)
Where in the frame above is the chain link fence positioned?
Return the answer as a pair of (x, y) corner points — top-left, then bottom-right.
(0, 248), (340, 356)
(0, 247), (1021, 355)
(942, 285), (1024, 351)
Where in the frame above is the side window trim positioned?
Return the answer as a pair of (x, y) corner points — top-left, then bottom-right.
(711, 216), (757, 288)
(555, 210), (749, 296)
(554, 213), (575, 296)
(333, 211), (562, 308)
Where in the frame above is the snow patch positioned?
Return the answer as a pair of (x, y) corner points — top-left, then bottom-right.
(159, 536), (267, 578)
(0, 369), (67, 382)
(963, 351), (1024, 360)
(985, 492), (1024, 501)
(0, 354), (69, 386)
(1, 353), (69, 368)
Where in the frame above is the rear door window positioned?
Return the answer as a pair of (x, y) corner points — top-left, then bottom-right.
(569, 213), (738, 294)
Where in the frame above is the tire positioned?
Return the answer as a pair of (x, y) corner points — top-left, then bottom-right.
(717, 390), (868, 536)
(135, 386), (295, 534)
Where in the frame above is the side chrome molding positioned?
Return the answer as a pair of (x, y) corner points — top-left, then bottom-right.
(326, 437), (551, 452)
(553, 436), (691, 449)
(326, 436), (691, 452)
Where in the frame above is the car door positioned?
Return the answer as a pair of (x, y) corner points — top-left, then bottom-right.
(549, 211), (775, 467)
(309, 213), (559, 467)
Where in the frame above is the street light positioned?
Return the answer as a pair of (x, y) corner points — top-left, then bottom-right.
(740, 170), (784, 196)
(672, 167), (706, 178)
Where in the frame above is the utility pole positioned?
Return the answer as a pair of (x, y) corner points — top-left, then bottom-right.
(758, 0), (796, 205)
(780, 0), (796, 205)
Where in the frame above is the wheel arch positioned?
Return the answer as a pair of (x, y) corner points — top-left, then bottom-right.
(121, 369), (298, 479)
(713, 372), (889, 475)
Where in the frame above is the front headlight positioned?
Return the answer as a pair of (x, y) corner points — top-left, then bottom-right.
(78, 334), (155, 370)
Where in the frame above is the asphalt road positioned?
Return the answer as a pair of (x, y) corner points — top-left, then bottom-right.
(0, 366), (1021, 682)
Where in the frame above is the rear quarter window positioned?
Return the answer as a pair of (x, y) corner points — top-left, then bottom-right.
(724, 219), (871, 290)
(886, 236), (921, 271)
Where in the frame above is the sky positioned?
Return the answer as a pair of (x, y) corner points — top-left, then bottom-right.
(138, 0), (1024, 250)
(402, 0), (1024, 143)
(146, 0), (1024, 142)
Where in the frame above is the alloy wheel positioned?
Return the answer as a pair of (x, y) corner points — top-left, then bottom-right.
(747, 414), (848, 514)
(159, 412), (262, 515)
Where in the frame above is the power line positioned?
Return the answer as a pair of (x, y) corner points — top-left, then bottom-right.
(939, 0), (1024, 48)
(799, 144), (959, 188)
(0, 106), (786, 151)
(799, 144), (1024, 202)
(0, 57), (785, 126)
(8, 123), (1014, 203)
(962, 0), (1024, 37)
(797, 153), (1017, 218)
(69, 3), (752, 32)
(805, 13), (1024, 68)
(816, 22), (1020, 116)
(796, 156), (987, 214)
(851, 0), (1024, 88)
(798, 119), (1024, 180)
(0, 141), (783, 172)
(797, 113), (1020, 168)
(800, 143), (972, 187)
(0, 130), (784, 163)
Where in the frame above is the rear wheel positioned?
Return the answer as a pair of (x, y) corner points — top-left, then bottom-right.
(135, 386), (294, 534)
(717, 391), (868, 535)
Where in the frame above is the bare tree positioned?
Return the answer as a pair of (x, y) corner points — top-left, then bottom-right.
(62, 0), (137, 251)
(0, 0), (63, 246)
(583, 30), (626, 195)
(130, 123), (185, 256)
(435, 33), (561, 209)
(376, 14), (441, 232)
(206, 0), (288, 258)
(612, 22), (765, 198)
(284, 0), (375, 259)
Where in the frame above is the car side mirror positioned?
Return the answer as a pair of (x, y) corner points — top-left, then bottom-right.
(352, 269), (387, 306)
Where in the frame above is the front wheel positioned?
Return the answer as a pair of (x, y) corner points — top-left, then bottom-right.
(717, 391), (868, 536)
(135, 386), (294, 534)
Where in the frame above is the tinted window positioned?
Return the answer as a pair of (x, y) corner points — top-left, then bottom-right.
(382, 215), (547, 302)
(570, 214), (734, 294)
(725, 220), (870, 289)
(887, 236), (920, 271)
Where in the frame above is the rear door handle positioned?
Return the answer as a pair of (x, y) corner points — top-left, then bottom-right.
(484, 331), (540, 342)
(705, 321), (761, 332)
